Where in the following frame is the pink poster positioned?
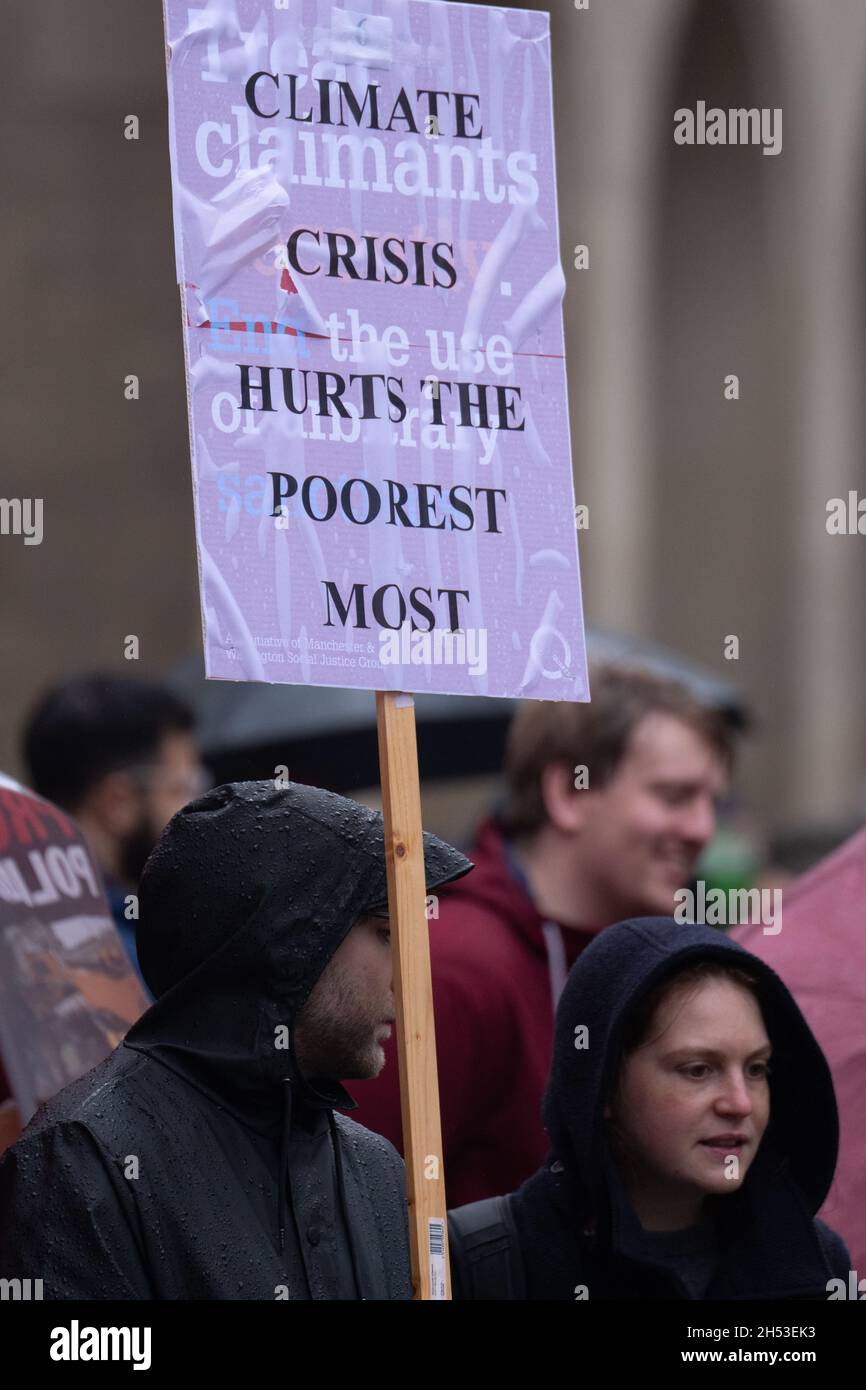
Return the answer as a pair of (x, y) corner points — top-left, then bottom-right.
(162, 0), (588, 701)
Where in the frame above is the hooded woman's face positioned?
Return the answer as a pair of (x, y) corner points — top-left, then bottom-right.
(606, 977), (772, 1230)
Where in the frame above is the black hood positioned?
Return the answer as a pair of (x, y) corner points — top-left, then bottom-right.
(126, 779), (472, 1131)
(543, 917), (839, 1225)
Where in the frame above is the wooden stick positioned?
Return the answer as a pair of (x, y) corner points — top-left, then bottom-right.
(375, 690), (450, 1301)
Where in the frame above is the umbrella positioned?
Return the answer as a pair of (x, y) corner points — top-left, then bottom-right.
(168, 627), (747, 790)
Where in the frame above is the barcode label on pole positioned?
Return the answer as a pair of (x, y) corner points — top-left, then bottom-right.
(428, 1218), (446, 1300)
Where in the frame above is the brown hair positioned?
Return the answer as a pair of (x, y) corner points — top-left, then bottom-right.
(620, 960), (762, 1059)
(498, 663), (735, 840)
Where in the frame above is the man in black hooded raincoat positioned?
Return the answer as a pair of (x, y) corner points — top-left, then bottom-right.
(0, 780), (472, 1299)
(449, 917), (852, 1299)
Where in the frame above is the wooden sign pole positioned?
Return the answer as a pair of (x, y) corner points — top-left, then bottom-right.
(375, 690), (450, 1301)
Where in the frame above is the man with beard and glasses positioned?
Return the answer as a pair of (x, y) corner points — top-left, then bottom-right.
(0, 780), (473, 1299)
(22, 673), (206, 988)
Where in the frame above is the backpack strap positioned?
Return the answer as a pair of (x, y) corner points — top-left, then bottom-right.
(448, 1195), (527, 1300)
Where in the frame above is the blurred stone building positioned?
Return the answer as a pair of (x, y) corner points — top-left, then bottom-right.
(1, 0), (864, 832)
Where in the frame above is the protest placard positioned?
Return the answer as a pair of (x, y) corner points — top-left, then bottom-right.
(0, 775), (149, 1139)
(163, 0), (587, 701)
(162, 0), (587, 1297)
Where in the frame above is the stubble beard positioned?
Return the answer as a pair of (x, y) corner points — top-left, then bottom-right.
(294, 957), (386, 1082)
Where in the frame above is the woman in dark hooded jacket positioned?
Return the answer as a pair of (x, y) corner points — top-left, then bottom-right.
(448, 917), (852, 1299)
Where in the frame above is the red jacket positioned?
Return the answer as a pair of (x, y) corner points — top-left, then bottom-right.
(345, 821), (596, 1206)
